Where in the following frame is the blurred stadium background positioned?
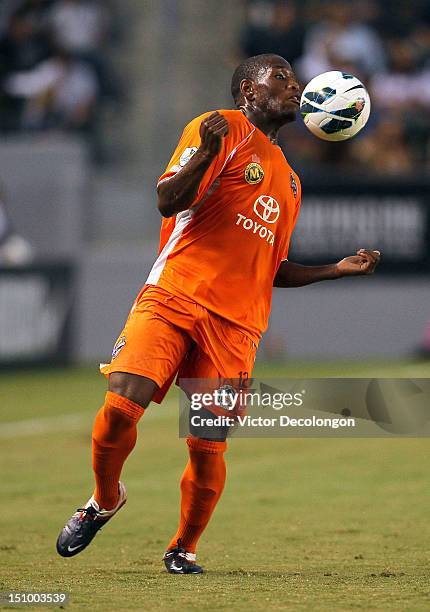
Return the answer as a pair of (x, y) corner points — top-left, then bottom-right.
(0, 0), (429, 368)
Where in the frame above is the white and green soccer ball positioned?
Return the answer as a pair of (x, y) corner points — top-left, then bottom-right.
(300, 71), (371, 141)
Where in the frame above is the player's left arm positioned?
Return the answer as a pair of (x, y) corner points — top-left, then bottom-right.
(273, 249), (381, 288)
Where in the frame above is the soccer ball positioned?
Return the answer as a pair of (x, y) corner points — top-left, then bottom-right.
(300, 71), (371, 141)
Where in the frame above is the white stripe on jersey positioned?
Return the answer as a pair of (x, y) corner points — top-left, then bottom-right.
(145, 209), (194, 285)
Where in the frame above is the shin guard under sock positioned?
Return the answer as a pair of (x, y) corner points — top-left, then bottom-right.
(92, 391), (144, 509)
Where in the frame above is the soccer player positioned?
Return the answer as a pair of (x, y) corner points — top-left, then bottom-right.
(56, 54), (380, 573)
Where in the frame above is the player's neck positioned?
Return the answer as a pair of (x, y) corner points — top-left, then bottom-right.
(240, 108), (281, 145)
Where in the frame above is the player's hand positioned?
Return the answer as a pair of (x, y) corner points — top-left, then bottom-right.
(198, 112), (229, 158)
(335, 249), (381, 277)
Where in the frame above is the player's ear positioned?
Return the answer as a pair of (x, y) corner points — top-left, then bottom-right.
(240, 78), (255, 101)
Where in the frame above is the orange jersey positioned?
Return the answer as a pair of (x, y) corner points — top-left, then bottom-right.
(146, 109), (301, 343)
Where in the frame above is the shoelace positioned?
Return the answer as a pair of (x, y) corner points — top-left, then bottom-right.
(76, 506), (100, 520)
(174, 539), (195, 564)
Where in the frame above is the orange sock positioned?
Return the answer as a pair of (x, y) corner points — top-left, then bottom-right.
(92, 391), (144, 509)
(168, 436), (227, 554)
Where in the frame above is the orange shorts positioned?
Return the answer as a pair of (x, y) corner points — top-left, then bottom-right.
(100, 285), (257, 404)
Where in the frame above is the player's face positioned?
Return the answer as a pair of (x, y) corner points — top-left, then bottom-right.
(253, 58), (301, 122)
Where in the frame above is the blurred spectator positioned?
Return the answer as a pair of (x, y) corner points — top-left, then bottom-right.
(369, 39), (430, 164)
(0, 188), (33, 266)
(4, 47), (98, 132)
(16, 0), (54, 33)
(370, 40), (430, 110)
(297, 1), (386, 81)
(0, 1), (23, 37)
(351, 117), (415, 175)
(412, 22), (430, 68)
(366, 1), (422, 38)
(0, 0), (118, 161)
(239, 1), (305, 68)
(0, 6), (51, 77)
(49, 0), (109, 55)
(49, 0), (115, 98)
(0, 5), (53, 130)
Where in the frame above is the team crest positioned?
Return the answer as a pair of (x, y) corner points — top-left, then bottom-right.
(290, 172), (298, 198)
(112, 335), (126, 360)
(245, 162), (264, 185)
(179, 147), (198, 167)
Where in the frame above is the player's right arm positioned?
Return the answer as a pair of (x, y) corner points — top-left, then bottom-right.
(157, 112), (229, 218)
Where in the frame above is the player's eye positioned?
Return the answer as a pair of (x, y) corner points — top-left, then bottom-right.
(275, 74), (286, 80)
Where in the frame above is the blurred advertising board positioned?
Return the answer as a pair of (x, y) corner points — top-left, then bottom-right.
(0, 263), (75, 367)
(290, 179), (430, 273)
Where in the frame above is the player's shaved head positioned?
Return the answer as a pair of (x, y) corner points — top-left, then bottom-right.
(231, 54), (290, 106)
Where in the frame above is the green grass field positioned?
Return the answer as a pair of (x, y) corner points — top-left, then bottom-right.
(1, 360), (430, 611)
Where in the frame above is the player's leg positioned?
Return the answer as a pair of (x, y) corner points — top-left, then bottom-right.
(164, 351), (229, 572)
(90, 372), (157, 512)
(164, 320), (256, 573)
(163, 432), (227, 574)
(56, 373), (156, 558)
(57, 287), (192, 558)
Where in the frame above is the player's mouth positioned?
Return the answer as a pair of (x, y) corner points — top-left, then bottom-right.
(288, 95), (300, 106)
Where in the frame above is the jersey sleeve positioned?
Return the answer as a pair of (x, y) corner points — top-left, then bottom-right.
(281, 173), (302, 261)
(157, 110), (253, 208)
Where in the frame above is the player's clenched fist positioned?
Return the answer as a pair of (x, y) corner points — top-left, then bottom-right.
(336, 249), (381, 276)
(199, 112), (229, 157)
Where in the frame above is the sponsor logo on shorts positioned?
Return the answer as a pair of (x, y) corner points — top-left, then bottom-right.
(179, 147), (198, 167)
(112, 335), (126, 360)
(244, 162), (264, 185)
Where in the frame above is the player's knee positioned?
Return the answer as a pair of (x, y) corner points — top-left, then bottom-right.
(108, 372), (158, 409)
(93, 403), (137, 445)
(104, 403), (135, 430)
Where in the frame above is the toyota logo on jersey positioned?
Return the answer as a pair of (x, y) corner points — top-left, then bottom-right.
(253, 195), (280, 224)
